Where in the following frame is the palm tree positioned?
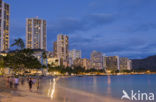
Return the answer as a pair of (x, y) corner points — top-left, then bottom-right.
(42, 51), (47, 60)
(42, 51), (47, 68)
(11, 38), (25, 50)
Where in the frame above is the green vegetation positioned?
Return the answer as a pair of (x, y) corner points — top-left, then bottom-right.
(4, 49), (42, 73)
(120, 69), (132, 73)
(48, 65), (106, 75)
(0, 55), (5, 75)
(42, 51), (47, 68)
(111, 69), (119, 74)
(0, 38), (42, 74)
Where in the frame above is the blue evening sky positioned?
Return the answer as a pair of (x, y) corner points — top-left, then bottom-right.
(4, 0), (156, 59)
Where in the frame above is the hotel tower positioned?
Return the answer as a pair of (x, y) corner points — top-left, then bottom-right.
(26, 17), (47, 50)
(56, 34), (69, 60)
(53, 34), (69, 66)
(0, 0), (10, 51)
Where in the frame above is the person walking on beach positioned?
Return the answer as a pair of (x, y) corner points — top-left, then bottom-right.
(29, 78), (33, 91)
(36, 78), (40, 92)
(21, 77), (25, 85)
(6, 77), (10, 88)
(14, 77), (19, 89)
(9, 77), (13, 88)
(33, 78), (36, 84)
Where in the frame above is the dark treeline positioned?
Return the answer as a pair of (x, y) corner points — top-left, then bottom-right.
(48, 65), (106, 75)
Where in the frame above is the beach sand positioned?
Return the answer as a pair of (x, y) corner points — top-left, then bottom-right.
(0, 77), (125, 102)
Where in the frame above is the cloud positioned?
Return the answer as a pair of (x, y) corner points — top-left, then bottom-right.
(47, 13), (116, 51)
(69, 33), (156, 59)
(124, 23), (156, 33)
(47, 13), (116, 35)
(9, 0), (156, 59)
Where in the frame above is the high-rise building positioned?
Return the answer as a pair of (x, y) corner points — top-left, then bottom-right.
(56, 34), (68, 60)
(26, 17), (47, 50)
(90, 51), (103, 70)
(82, 58), (91, 70)
(103, 55), (107, 70)
(69, 49), (81, 65)
(54, 34), (69, 66)
(0, 0), (10, 51)
(73, 58), (83, 67)
(119, 57), (132, 70)
(73, 58), (91, 70)
(105, 56), (120, 71)
(53, 41), (57, 57)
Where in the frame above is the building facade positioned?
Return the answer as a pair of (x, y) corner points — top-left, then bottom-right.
(69, 49), (81, 66)
(82, 58), (92, 70)
(26, 17), (47, 50)
(53, 34), (69, 66)
(53, 41), (57, 57)
(105, 56), (120, 71)
(73, 58), (91, 70)
(119, 57), (132, 70)
(73, 58), (83, 67)
(56, 34), (68, 60)
(0, 0), (10, 51)
(90, 51), (103, 70)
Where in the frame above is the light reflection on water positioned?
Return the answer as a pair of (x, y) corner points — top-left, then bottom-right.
(41, 75), (156, 102)
(55, 75), (156, 98)
(47, 78), (56, 99)
(107, 75), (111, 96)
(42, 77), (118, 102)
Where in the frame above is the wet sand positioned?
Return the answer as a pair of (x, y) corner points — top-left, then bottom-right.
(0, 77), (125, 102)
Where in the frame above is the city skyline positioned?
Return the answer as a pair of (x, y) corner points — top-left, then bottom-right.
(3, 0), (156, 59)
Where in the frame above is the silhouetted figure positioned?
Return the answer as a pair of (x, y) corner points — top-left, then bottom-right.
(36, 78), (40, 92)
(9, 77), (13, 88)
(6, 77), (10, 88)
(21, 77), (25, 85)
(29, 78), (33, 91)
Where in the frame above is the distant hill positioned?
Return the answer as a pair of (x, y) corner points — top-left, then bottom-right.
(132, 55), (156, 71)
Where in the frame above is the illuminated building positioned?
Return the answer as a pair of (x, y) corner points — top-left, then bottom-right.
(82, 58), (92, 70)
(26, 17), (47, 50)
(69, 49), (81, 66)
(119, 57), (132, 70)
(90, 51), (103, 70)
(0, 0), (10, 51)
(53, 41), (57, 57)
(105, 56), (120, 71)
(54, 34), (69, 66)
(47, 57), (60, 67)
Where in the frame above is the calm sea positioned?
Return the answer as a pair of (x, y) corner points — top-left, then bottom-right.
(57, 74), (156, 99)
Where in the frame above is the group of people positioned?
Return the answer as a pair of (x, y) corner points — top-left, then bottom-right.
(6, 76), (40, 92)
(6, 76), (19, 89)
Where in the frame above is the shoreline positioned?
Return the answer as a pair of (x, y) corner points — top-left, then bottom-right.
(0, 74), (155, 102)
(0, 77), (124, 102)
(47, 72), (156, 77)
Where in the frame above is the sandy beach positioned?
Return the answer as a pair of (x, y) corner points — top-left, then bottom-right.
(0, 77), (125, 102)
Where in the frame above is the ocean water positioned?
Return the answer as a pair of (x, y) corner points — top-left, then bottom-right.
(44, 74), (156, 102)
(57, 74), (156, 99)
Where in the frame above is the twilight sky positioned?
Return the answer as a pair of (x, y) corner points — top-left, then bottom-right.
(4, 0), (156, 59)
